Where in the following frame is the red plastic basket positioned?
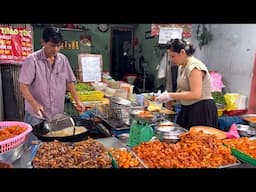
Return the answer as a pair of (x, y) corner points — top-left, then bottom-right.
(0, 121), (32, 153)
(224, 109), (247, 116)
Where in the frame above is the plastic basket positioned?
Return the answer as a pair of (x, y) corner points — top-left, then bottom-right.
(69, 90), (104, 101)
(0, 121), (32, 153)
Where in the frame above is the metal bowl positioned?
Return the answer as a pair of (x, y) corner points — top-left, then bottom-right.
(0, 142), (25, 163)
(216, 103), (226, 110)
(154, 126), (187, 143)
(241, 114), (256, 120)
(240, 114), (256, 128)
(154, 134), (180, 144)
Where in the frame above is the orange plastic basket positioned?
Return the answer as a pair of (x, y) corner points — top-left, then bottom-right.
(0, 121), (32, 153)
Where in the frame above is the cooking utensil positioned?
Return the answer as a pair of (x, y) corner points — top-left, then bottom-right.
(46, 113), (75, 132)
(110, 97), (132, 125)
(32, 117), (91, 142)
(34, 110), (51, 134)
(36, 110), (75, 132)
(96, 123), (112, 137)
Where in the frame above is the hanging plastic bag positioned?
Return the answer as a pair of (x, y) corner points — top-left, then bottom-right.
(224, 93), (240, 111)
(225, 123), (240, 139)
(209, 71), (225, 92)
(156, 52), (168, 79)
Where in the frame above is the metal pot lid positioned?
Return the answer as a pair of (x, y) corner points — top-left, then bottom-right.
(155, 131), (182, 136)
(158, 120), (176, 126)
(110, 97), (131, 106)
(155, 126), (186, 133)
(155, 134), (180, 140)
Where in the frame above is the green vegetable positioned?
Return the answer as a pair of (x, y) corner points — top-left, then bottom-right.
(75, 83), (94, 91)
(211, 91), (226, 105)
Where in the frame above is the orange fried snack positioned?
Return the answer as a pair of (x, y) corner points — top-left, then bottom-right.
(0, 125), (27, 141)
(133, 132), (237, 168)
(223, 137), (256, 159)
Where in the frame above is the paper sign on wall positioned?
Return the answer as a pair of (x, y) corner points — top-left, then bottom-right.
(78, 54), (102, 82)
(158, 27), (183, 44)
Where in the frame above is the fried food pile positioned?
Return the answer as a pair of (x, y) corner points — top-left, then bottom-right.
(223, 137), (256, 159)
(133, 131), (237, 168)
(32, 139), (112, 168)
(109, 148), (141, 168)
(0, 125), (27, 141)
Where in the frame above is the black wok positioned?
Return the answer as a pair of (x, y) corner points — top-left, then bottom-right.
(32, 116), (94, 142)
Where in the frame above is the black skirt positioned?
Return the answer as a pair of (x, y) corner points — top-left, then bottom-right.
(176, 99), (218, 130)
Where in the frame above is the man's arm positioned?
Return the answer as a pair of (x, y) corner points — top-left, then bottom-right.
(67, 82), (85, 113)
(19, 82), (43, 114)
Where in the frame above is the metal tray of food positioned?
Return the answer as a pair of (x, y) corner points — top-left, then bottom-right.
(217, 161), (241, 168)
(97, 137), (147, 168)
(240, 114), (256, 128)
(241, 114), (256, 121)
(230, 148), (256, 167)
(109, 147), (148, 168)
(31, 139), (113, 168)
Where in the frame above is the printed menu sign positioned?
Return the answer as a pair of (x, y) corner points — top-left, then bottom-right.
(158, 27), (183, 44)
(78, 54), (102, 82)
(151, 24), (192, 39)
(0, 25), (32, 64)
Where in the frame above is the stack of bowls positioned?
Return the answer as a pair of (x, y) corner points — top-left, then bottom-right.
(154, 121), (187, 143)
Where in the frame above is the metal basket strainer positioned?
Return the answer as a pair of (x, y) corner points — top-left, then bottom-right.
(109, 97), (131, 125)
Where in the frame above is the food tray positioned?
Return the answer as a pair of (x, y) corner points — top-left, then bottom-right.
(230, 148), (256, 167)
(0, 121), (32, 153)
(240, 114), (256, 127)
(217, 161), (241, 168)
(240, 114), (256, 122)
(31, 139), (113, 168)
(109, 147), (148, 168)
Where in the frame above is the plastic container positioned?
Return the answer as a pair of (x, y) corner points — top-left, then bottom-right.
(224, 109), (247, 116)
(218, 108), (225, 117)
(0, 121), (32, 153)
(136, 94), (144, 106)
(69, 90), (104, 101)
